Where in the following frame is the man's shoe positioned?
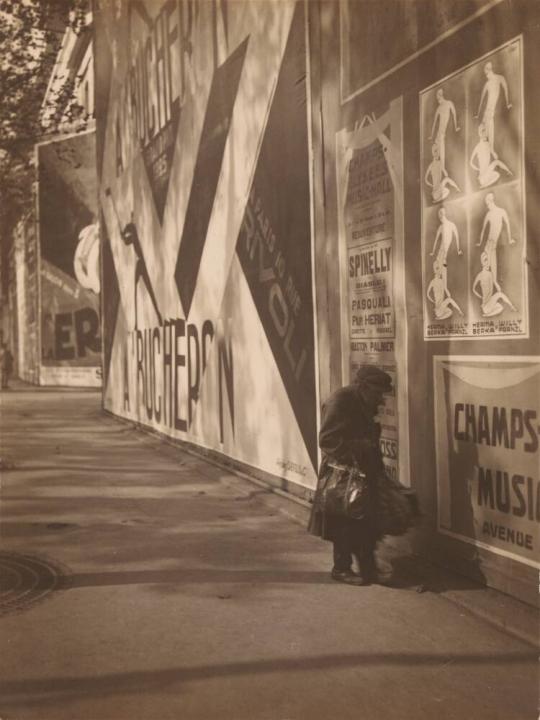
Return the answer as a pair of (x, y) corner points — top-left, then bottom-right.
(331, 569), (368, 586)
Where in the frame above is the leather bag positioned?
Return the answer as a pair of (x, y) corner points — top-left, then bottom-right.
(320, 462), (370, 519)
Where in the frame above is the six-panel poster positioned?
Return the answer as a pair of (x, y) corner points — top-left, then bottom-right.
(420, 37), (528, 340)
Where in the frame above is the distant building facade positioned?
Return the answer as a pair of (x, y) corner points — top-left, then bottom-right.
(9, 8), (102, 387)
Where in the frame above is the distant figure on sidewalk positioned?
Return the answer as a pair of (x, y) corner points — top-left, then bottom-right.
(308, 365), (393, 585)
(1, 343), (13, 389)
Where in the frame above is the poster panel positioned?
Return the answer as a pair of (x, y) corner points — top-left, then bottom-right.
(420, 37), (527, 340)
(336, 99), (408, 484)
(434, 356), (540, 568)
(96, 1), (318, 488)
(38, 131), (101, 386)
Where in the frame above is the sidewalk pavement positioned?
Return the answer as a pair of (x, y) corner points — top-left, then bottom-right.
(0, 384), (537, 720)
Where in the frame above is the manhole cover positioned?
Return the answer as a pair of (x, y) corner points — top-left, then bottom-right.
(0, 552), (66, 616)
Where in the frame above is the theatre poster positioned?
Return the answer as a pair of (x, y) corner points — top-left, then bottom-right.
(336, 97), (409, 486)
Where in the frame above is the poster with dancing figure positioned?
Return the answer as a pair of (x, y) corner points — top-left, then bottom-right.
(420, 36), (527, 339)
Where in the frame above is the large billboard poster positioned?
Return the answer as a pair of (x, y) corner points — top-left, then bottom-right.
(335, 98), (409, 485)
(420, 37), (528, 340)
(38, 131), (101, 386)
(95, 1), (318, 488)
(434, 356), (540, 568)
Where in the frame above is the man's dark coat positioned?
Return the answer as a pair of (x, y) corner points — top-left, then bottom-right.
(308, 384), (385, 542)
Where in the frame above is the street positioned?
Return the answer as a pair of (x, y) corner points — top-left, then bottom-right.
(0, 386), (537, 720)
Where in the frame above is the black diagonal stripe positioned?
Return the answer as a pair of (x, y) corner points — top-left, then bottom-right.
(235, 4), (318, 470)
(175, 37), (249, 318)
(101, 213), (120, 389)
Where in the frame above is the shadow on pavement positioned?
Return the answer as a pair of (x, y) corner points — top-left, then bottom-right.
(386, 554), (489, 593)
(61, 567), (331, 588)
(1, 649), (536, 709)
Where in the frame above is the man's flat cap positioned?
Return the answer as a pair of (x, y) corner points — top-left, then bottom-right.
(354, 364), (393, 392)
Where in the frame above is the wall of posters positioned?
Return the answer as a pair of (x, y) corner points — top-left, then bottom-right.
(434, 356), (539, 568)
(309, 0), (539, 600)
(37, 131), (101, 386)
(420, 37), (527, 340)
(95, 1), (318, 490)
(336, 99), (408, 484)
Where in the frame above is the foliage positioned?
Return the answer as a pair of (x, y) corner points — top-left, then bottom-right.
(0, 0), (91, 254)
